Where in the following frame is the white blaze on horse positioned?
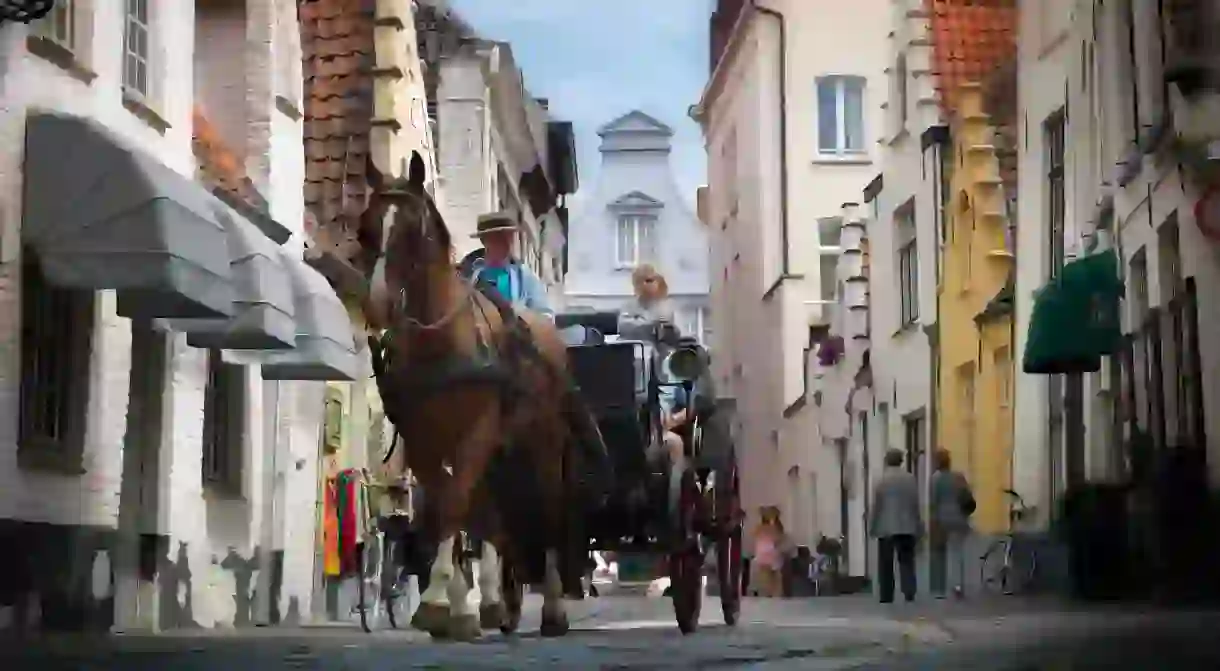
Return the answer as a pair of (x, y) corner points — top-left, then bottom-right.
(363, 152), (604, 641)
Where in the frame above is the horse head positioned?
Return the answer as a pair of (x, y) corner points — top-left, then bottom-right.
(364, 151), (454, 330)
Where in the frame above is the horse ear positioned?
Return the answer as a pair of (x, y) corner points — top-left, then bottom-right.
(407, 151), (426, 191)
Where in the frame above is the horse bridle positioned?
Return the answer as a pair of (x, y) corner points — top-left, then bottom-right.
(380, 187), (477, 332)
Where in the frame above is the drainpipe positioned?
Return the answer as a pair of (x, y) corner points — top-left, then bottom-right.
(921, 126), (950, 520)
(753, 1), (791, 281)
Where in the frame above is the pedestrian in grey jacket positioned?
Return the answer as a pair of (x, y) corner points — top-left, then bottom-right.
(869, 448), (923, 603)
(929, 449), (974, 598)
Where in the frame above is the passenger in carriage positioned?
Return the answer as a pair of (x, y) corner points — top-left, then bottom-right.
(462, 211), (554, 317)
(617, 264), (676, 342)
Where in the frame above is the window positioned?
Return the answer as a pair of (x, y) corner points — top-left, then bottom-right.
(896, 204), (919, 326)
(894, 53), (909, 130)
(615, 214), (656, 268)
(818, 217), (843, 302)
(19, 250), (94, 472)
(33, 0), (74, 49)
(958, 363), (976, 477)
(995, 346), (1012, 408)
(203, 350), (247, 492)
(1045, 110), (1066, 278)
(680, 307), (711, 345)
(123, 0), (151, 99)
(816, 75), (866, 156)
(903, 412), (925, 481)
(899, 241), (919, 325)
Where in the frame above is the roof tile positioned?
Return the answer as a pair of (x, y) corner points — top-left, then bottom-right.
(300, 0), (378, 263)
(926, 0), (1018, 115)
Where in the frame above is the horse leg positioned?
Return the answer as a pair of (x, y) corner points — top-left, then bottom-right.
(539, 548), (570, 637)
(445, 532), (482, 641)
(412, 534), (455, 638)
(498, 545), (524, 634)
(477, 541), (505, 629)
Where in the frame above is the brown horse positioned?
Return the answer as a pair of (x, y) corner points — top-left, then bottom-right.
(363, 152), (581, 640)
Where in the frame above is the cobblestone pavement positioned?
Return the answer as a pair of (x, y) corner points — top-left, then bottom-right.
(4, 594), (1220, 670)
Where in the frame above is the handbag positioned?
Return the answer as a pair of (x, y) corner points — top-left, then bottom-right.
(959, 487), (977, 516)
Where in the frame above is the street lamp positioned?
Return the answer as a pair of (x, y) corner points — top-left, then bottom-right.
(0, 0), (55, 23)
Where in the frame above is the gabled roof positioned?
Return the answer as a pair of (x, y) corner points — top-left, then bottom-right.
(597, 109), (673, 137)
(608, 190), (664, 208)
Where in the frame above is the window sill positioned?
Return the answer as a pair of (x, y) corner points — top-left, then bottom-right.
(122, 89), (171, 135)
(26, 35), (96, 84)
(892, 320), (920, 338)
(812, 154), (872, 166)
(202, 481), (247, 502)
(18, 442), (85, 475)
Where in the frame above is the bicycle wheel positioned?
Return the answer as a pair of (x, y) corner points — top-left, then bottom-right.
(979, 539), (1011, 594)
(357, 536), (384, 632)
(383, 538), (403, 629)
(980, 538), (1037, 595)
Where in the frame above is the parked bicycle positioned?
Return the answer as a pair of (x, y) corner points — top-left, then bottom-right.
(979, 488), (1038, 595)
(354, 477), (417, 632)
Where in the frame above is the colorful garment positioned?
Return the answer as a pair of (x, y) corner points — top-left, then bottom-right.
(322, 479), (341, 576)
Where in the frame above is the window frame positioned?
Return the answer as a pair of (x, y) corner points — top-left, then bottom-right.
(1044, 109), (1067, 279)
(202, 349), (247, 495)
(34, 0), (74, 51)
(818, 216), (843, 302)
(122, 0), (152, 101)
(816, 75), (867, 157)
(18, 249), (95, 474)
(898, 242), (919, 326)
(614, 214), (656, 269)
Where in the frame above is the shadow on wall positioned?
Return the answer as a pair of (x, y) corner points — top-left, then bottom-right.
(219, 546), (261, 627)
(0, 521), (118, 633)
(158, 542), (198, 629)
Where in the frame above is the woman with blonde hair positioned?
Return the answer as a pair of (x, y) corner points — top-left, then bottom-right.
(750, 506), (788, 597)
(617, 264), (676, 342)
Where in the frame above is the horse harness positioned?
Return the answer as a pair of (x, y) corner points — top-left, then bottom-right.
(371, 278), (562, 463)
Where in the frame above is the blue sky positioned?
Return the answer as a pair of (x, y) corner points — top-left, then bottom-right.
(448, 0), (710, 207)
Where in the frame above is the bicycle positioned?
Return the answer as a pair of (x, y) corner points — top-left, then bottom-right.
(354, 477), (416, 632)
(979, 488), (1038, 595)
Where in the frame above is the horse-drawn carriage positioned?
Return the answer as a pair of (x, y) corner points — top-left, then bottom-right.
(355, 151), (742, 639)
(555, 310), (744, 633)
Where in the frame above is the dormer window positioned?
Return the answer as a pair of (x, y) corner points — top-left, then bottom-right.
(616, 214), (656, 268)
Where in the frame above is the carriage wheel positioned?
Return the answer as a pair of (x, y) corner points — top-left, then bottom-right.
(669, 466), (704, 635)
(716, 457), (743, 626)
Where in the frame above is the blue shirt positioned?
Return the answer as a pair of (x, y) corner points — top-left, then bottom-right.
(469, 259), (553, 317)
(659, 383), (688, 418)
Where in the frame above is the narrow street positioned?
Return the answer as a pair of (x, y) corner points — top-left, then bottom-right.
(6, 593), (1220, 670)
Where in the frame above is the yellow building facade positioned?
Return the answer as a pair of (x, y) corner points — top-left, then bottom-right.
(937, 83), (1016, 535)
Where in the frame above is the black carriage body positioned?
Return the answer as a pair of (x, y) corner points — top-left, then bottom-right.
(563, 328), (730, 550)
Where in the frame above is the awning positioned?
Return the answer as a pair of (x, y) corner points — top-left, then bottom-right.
(258, 249), (361, 381)
(161, 204), (298, 350)
(23, 111), (236, 319)
(1022, 250), (1123, 375)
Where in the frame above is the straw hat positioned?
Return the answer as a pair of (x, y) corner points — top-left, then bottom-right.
(472, 211), (519, 238)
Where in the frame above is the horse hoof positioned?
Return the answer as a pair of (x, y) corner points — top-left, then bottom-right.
(448, 614), (482, 642)
(479, 602), (506, 630)
(539, 612), (570, 638)
(412, 603), (450, 637)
